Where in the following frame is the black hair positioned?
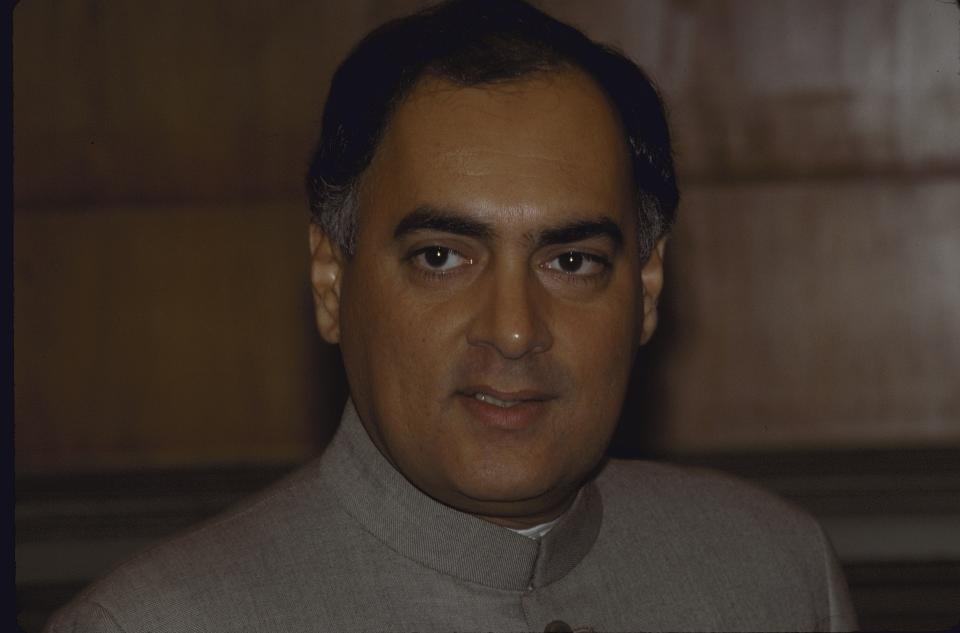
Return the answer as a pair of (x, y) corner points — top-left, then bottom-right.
(306, 0), (678, 259)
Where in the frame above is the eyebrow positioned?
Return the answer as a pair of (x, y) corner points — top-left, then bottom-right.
(393, 205), (624, 251)
(393, 206), (495, 241)
(535, 217), (624, 251)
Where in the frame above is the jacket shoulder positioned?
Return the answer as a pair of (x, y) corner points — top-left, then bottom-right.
(43, 458), (356, 632)
(597, 458), (815, 530)
(590, 459), (856, 630)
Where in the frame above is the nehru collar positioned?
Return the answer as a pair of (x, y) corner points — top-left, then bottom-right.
(322, 400), (603, 591)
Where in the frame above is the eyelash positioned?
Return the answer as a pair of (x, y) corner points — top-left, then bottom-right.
(407, 246), (470, 282)
(541, 252), (611, 286)
(406, 247), (612, 286)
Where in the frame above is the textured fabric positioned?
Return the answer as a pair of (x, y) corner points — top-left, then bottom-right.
(45, 401), (858, 632)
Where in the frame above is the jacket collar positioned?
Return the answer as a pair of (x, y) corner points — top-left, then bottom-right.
(321, 400), (602, 591)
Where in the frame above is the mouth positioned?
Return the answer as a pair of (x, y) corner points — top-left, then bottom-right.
(472, 392), (521, 409)
(460, 386), (553, 406)
(456, 386), (555, 430)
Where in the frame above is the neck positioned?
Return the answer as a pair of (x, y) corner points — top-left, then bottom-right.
(475, 489), (579, 530)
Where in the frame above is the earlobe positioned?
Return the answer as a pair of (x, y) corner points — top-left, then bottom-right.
(309, 224), (344, 344)
(639, 236), (667, 345)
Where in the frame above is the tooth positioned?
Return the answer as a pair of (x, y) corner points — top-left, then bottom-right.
(475, 392), (518, 408)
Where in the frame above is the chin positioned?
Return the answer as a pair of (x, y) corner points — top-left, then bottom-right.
(448, 464), (567, 507)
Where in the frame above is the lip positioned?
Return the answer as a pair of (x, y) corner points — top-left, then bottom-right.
(456, 385), (555, 431)
(459, 385), (554, 402)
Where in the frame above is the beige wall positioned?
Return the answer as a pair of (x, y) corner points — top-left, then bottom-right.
(14, 0), (960, 472)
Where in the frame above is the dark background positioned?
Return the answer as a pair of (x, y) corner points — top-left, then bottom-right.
(13, 1), (960, 630)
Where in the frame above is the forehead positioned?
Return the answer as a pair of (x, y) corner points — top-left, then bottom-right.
(360, 69), (634, 229)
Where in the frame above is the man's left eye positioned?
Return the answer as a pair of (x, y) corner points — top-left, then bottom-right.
(544, 252), (608, 275)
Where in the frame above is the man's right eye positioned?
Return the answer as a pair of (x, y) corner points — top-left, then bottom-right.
(410, 246), (471, 273)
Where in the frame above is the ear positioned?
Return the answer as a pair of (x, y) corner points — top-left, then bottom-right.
(309, 224), (345, 344)
(638, 236), (668, 346)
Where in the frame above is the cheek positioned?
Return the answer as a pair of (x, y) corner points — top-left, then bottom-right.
(558, 296), (637, 368)
(552, 297), (639, 428)
(344, 262), (465, 396)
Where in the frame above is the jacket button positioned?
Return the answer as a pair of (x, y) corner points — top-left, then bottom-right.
(543, 621), (573, 633)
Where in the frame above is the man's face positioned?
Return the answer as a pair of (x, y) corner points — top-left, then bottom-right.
(318, 70), (662, 527)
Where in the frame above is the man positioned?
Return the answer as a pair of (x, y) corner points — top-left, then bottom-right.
(46, 1), (857, 631)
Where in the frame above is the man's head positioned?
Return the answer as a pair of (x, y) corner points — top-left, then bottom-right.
(307, 0), (678, 528)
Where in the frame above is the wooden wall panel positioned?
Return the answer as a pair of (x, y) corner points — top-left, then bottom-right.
(662, 179), (960, 451)
(541, 0), (960, 180)
(14, 1), (375, 204)
(14, 202), (346, 473)
(17, 1), (958, 205)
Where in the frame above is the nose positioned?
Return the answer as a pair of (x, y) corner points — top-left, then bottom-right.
(466, 265), (553, 359)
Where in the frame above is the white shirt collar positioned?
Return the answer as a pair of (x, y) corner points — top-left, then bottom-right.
(507, 514), (564, 540)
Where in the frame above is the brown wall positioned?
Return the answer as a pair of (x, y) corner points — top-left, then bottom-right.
(14, 0), (960, 472)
